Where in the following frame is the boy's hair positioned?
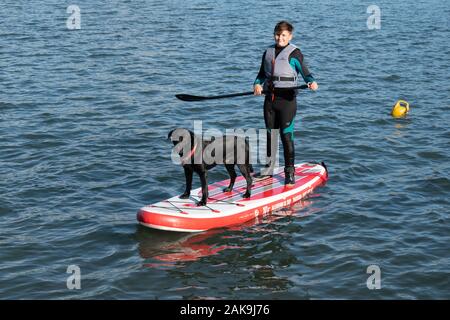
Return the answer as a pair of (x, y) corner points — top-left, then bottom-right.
(274, 21), (294, 35)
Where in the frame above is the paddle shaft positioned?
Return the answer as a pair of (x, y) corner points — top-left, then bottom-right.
(176, 84), (309, 102)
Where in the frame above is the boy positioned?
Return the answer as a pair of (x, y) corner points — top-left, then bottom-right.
(253, 20), (318, 185)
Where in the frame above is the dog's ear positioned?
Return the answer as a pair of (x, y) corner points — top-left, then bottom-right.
(168, 129), (175, 140)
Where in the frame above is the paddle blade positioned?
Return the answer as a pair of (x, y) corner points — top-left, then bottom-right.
(175, 94), (203, 102)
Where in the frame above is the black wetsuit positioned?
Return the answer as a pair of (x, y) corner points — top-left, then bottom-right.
(254, 44), (314, 169)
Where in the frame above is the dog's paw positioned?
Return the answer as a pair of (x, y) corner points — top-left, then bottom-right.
(223, 187), (232, 193)
(179, 193), (190, 199)
(242, 192), (251, 199)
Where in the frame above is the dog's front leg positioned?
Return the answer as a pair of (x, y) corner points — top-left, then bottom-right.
(198, 171), (208, 206)
(180, 166), (193, 199)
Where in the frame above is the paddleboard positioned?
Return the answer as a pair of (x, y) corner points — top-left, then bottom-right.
(137, 162), (328, 232)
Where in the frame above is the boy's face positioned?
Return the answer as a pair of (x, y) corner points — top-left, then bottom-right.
(274, 30), (293, 47)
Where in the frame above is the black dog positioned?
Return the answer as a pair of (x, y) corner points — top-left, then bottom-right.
(168, 128), (253, 206)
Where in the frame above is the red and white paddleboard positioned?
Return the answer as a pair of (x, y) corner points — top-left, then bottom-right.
(137, 162), (328, 232)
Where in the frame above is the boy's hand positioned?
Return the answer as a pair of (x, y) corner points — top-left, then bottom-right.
(253, 84), (264, 95)
(308, 82), (318, 91)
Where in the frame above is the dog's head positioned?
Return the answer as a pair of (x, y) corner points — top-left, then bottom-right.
(168, 128), (195, 146)
(168, 128), (198, 162)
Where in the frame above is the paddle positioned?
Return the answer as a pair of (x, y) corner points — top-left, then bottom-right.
(175, 84), (309, 102)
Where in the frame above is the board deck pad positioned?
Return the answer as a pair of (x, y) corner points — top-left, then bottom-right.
(137, 163), (328, 232)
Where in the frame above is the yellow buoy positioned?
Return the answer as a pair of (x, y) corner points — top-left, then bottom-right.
(391, 100), (410, 118)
